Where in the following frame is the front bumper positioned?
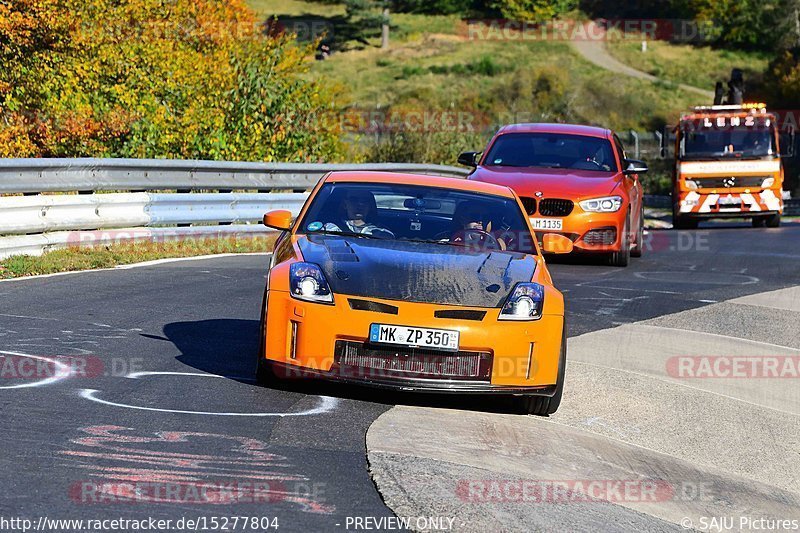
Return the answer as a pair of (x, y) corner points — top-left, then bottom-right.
(676, 189), (783, 218)
(263, 289), (564, 392)
(532, 209), (626, 253)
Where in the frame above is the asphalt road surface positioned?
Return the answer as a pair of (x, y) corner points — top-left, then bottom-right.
(0, 222), (798, 532)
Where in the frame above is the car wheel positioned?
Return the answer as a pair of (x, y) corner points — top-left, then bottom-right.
(515, 327), (566, 416)
(630, 207), (644, 258)
(255, 289), (279, 387)
(765, 213), (781, 228)
(608, 216), (630, 267)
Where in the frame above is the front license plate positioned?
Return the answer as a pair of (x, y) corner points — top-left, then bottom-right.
(369, 324), (460, 351)
(718, 195), (741, 207)
(530, 218), (563, 231)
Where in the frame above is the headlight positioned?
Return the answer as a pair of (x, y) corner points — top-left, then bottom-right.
(684, 179), (698, 190)
(289, 262), (333, 304)
(579, 196), (623, 213)
(761, 177), (775, 188)
(499, 283), (544, 321)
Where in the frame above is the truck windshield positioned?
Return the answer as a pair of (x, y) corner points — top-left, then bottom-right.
(681, 125), (774, 159)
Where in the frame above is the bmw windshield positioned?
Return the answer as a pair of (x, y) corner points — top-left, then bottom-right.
(483, 132), (618, 172)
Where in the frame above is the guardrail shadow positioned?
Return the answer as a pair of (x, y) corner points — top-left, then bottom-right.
(163, 319), (537, 416)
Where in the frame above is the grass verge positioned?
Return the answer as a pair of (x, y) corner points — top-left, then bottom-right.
(0, 235), (276, 279)
(605, 38), (769, 94)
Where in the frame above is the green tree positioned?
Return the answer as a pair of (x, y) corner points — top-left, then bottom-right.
(0, 0), (348, 162)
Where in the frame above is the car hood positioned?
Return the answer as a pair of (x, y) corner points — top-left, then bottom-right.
(297, 234), (536, 308)
(470, 166), (622, 199)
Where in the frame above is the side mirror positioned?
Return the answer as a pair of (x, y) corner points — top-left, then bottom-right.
(541, 233), (573, 254)
(458, 151), (480, 167)
(263, 210), (293, 231)
(623, 158), (648, 175)
(780, 126), (795, 158)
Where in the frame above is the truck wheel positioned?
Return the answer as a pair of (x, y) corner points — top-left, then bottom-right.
(608, 217), (630, 267)
(765, 213), (781, 228)
(515, 327), (566, 416)
(752, 216), (766, 228)
(631, 207), (644, 258)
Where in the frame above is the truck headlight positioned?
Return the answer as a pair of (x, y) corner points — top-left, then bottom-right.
(761, 177), (774, 188)
(289, 262), (334, 304)
(579, 196), (623, 213)
(499, 283), (544, 321)
(685, 179), (698, 190)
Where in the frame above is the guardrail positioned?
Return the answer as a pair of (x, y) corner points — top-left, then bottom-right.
(0, 158), (467, 193)
(0, 159), (469, 259)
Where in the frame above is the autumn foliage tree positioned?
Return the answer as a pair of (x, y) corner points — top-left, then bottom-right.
(0, 0), (348, 161)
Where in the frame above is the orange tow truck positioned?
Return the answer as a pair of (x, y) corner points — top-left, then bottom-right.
(668, 103), (794, 229)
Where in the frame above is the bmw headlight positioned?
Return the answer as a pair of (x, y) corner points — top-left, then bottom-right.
(579, 196), (623, 213)
(499, 283), (544, 321)
(290, 262), (333, 304)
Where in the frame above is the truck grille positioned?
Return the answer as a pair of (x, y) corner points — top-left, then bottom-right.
(538, 199), (574, 217)
(334, 340), (492, 381)
(691, 176), (766, 189)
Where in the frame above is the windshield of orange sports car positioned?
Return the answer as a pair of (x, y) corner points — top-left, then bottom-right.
(484, 132), (618, 172)
(298, 182), (537, 254)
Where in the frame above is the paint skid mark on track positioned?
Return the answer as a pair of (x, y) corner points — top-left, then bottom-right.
(61, 425), (335, 513)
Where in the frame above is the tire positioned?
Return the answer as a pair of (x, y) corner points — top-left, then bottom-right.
(515, 327), (566, 416)
(255, 289), (280, 387)
(630, 207), (644, 258)
(765, 213), (781, 228)
(752, 216), (766, 228)
(608, 216), (630, 267)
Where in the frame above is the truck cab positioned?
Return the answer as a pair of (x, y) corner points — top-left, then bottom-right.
(668, 103), (794, 229)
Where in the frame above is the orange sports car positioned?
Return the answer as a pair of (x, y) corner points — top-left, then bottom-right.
(460, 123), (648, 266)
(258, 171), (571, 415)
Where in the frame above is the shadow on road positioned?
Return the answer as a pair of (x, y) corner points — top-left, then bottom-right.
(163, 319), (542, 417)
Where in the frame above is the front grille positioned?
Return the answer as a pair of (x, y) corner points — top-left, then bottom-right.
(538, 199), (574, 217)
(583, 227), (617, 245)
(519, 197), (537, 215)
(334, 340), (492, 381)
(691, 176), (766, 189)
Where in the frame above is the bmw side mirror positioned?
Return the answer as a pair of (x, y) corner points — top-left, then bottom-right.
(623, 159), (648, 175)
(458, 151), (480, 167)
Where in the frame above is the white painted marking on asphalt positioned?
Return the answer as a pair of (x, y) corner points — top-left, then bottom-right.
(579, 285), (680, 295)
(698, 299), (718, 303)
(0, 350), (73, 389)
(126, 370), (254, 382)
(80, 388), (338, 417)
(80, 370), (338, 416)
(0, 253), (270, 284)
(633, 271), (760, 285)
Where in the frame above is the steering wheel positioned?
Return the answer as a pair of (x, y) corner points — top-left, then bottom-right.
(450, 229), (500, 249)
